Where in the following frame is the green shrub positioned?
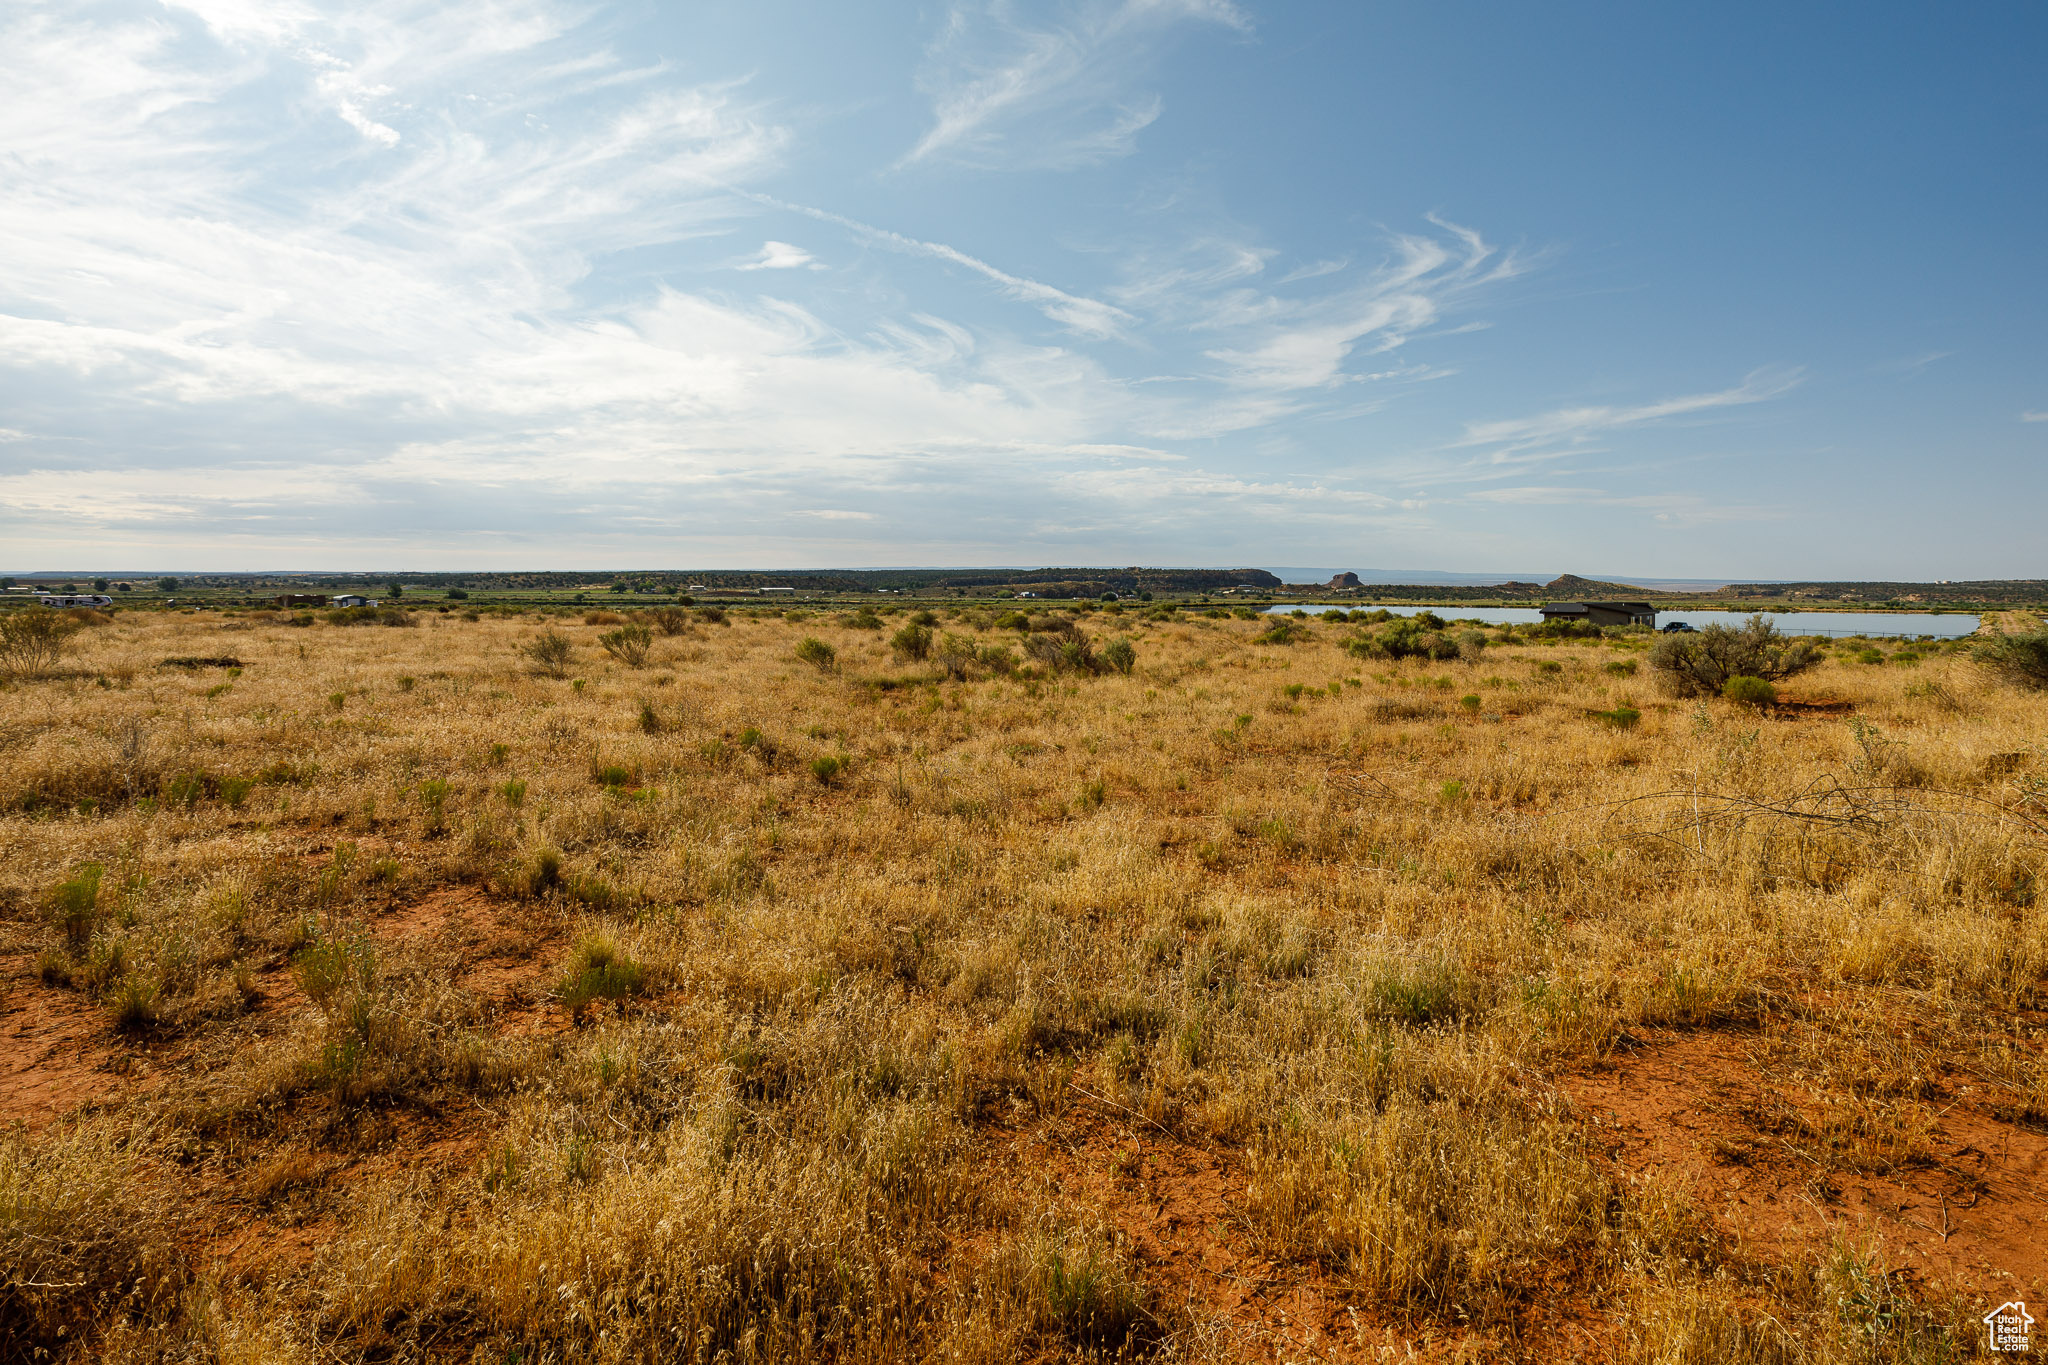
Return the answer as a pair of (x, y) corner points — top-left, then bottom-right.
(1722, 675), (1778, 709)
(890, 622), (933, 661)
(292, 938), (374, 1010)
(50, 864), (103, 948)
(1975, 628), (2048, 691)
(795, 637), (836, 672)
(1101, 637), (1136, 675)
(1347, 617), (1459, 662)
(558, 934), (646, 1022)
(0, 610), (80, 678)
(522, 846), (564, 897)
(1256, 619), (1305, 646)
(522, 630), (574, 678)
(810, 755), (846, 785)
(107, 972), (161, 1031)
(1647, 615), (1820, 697)
(597, 623), (652, 668)
(1593, 706), (1641, 729)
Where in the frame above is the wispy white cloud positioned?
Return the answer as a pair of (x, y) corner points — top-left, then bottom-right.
(1451, 368), (1803, 463)
(748, 193), (1133, 338)
(0, 0), (1550, 565)
(737, 241), (823, 270)
(905, 0), (1248, 167)
(2022, 410), (2048, 423)
(1198, 217), (1528, 395)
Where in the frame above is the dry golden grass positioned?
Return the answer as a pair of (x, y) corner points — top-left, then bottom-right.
(0, 605), (2042, 1361)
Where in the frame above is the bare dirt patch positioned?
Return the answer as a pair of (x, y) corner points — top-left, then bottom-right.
(1565, 1029), (2048, 1303)
(0, 968), (132, 1129)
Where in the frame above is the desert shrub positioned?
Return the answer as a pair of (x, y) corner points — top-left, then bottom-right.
(1348, 618), (1459, 662)
(695, 606), (728, 625)
(1255, 619), (1305, 646)
(598, 623), (653, 668)
(1101, 637), (1137, 675)
(293, 937), (376, 1010)
(890, 622), (933, 661)
(811, 755), (846, 785)
(590, 759), (634, 788)
(522, 847), (564, 897)
(934, 632), (979, 680)
(1975, 627), (2048, 691)
(107, 971), (162, 1031)
(1647, 615), (1820, 697)
(648, 607), (690, 636)
(795, 637), (836, 672)
(559, 933), (646, 1022)
(522, 630), (574, 678)
(1455, 628), (1488, 661)
(0, 610), (78, 678)
(1024, 619), (1102, 673)
(637, 700), (665, 734)
(1722, 675), (1778, 709)
(995, 611), (1032, 631)
(50, 863), (103, 948)
(1593, 706), (1641, 728)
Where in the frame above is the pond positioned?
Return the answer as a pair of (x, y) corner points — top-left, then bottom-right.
(1255, 604), (1980, 639)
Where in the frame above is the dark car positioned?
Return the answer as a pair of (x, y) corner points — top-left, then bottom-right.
(1661, 621), (1697, 633)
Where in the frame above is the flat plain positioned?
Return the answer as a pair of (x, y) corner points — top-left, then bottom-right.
(2, 604), (2044, 1362)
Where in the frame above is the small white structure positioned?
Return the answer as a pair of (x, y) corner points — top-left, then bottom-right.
(331, 595), (380, 608)
(37, 593), (114, 608)
(756, 586), (795, 595)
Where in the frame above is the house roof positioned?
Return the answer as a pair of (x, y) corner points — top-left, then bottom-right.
(1540, 600), (1654, 614)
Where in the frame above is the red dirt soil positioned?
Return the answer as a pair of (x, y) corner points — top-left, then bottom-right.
(0, 966), (133, 1130)
(1564, 1029), (2048, 1304)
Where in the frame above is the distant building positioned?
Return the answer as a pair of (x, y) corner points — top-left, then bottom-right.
(37, 593), (114, 608)
(1540, 601), (1656, 628)
(756, 586), (796, 595)
(331, 595), (379, 608)
(275, 594), (325, 608)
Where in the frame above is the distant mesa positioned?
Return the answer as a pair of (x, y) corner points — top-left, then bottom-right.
(1544, 573), (1645, 595)
(1327, 571), (1362, 589)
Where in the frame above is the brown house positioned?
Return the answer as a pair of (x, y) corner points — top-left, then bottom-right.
(1539, 601), (1657, 628)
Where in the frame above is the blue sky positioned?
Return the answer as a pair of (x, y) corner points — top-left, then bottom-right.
(2, 0), (2043, 576)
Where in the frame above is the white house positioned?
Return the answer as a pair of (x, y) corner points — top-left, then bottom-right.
(37, 593), (114, 608)
(331, 595), (379, 608)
